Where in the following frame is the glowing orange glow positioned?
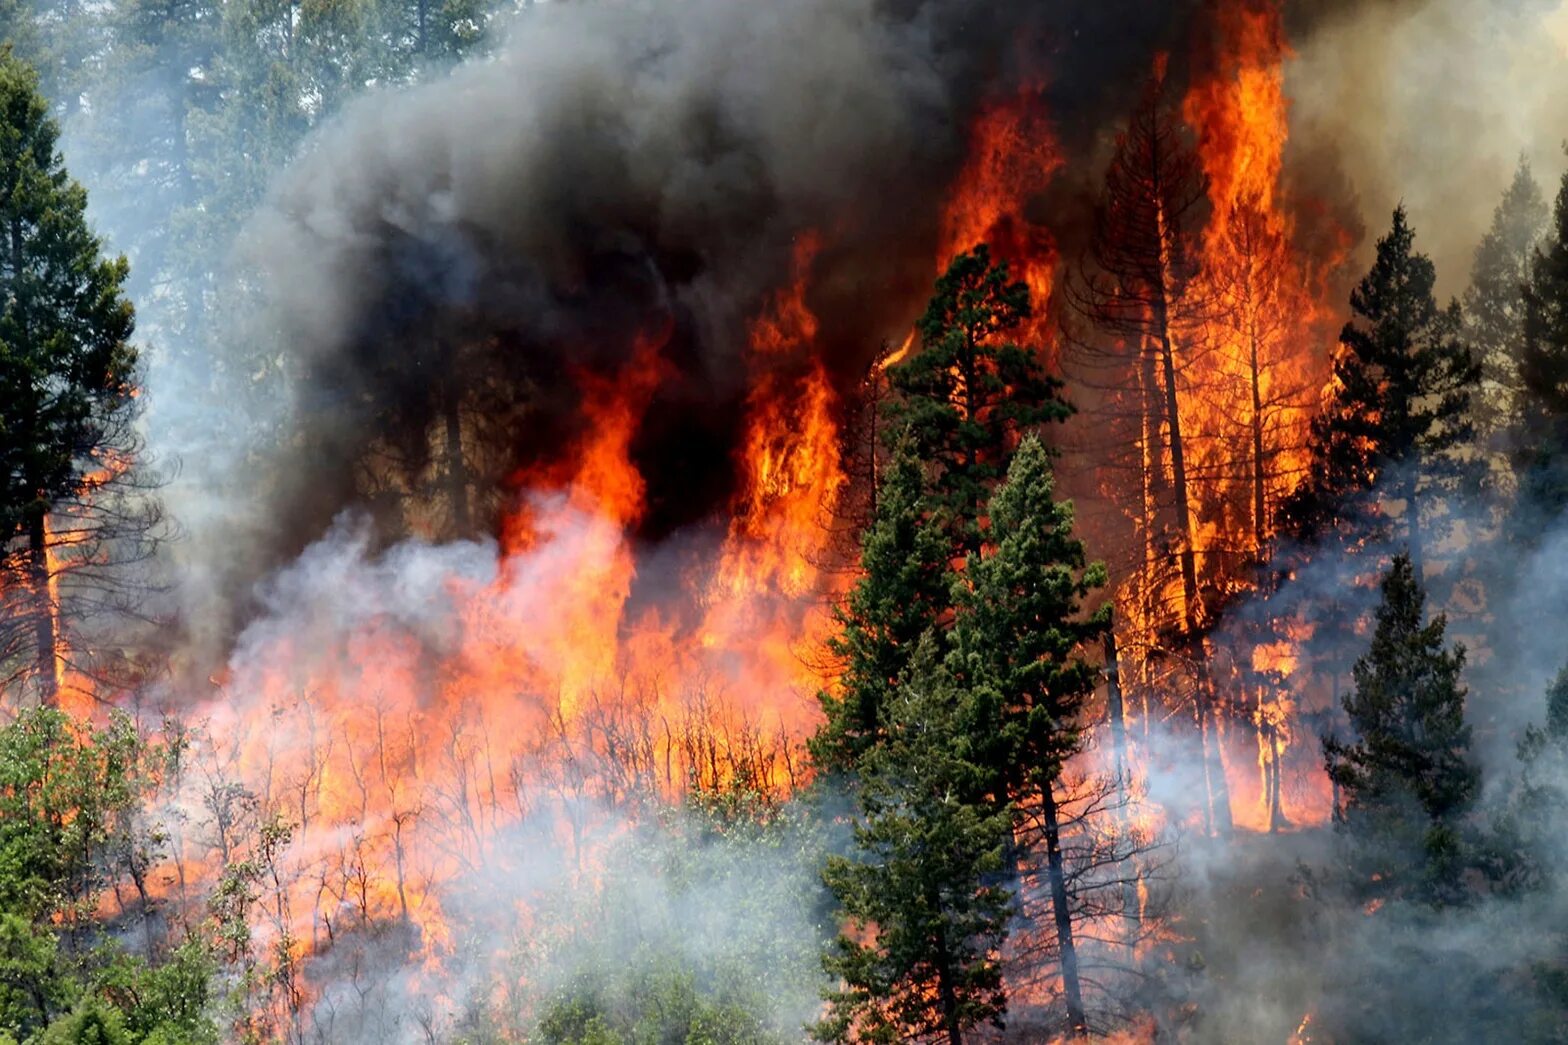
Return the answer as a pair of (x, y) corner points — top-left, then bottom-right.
(1170, 0), (1340, 833)
(939, 85), (1062, 361)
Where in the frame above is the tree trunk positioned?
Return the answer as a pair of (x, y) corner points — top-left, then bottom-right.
(1042, 783), (1087, 1038)
(1249, 327), (1268, 558)
(1103, 623), (1141, 935)
(1191, 659), (1233, 836)
(931, 908), (965, 1045)
(1267, 714), (1288, 833)
(1405, 470), (1423, 581)
(1151, 201), (1231, 837)
(1138, 344), (1162, 742)
(28, 507), (58, 707)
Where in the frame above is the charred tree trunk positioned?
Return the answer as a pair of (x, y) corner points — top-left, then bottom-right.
(1267, 714), (1288, 833)
(1249, 323), (1268, 559)
(1154, 308), (1232, 836)
(1192, 658), (1233, 836)
(1141, 345), (1166, 737)
(27, 506), (58, 707)
(1042, 782), (1087, 1038)
(1152, 195), (1231, 837)
(1104, 623), (1141, 934)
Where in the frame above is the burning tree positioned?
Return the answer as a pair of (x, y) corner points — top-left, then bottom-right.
(0, 55), (141, 709)
(1068, 66), (1235, 836)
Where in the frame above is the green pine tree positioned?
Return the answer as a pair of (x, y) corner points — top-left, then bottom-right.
(950, 434), (1109, 810)
(0, 55), (137, 705)
(810, 442), (954, 775)
(947, 434), (1107, 1038)
(884, 244), (1070, 558)
(815, 637), (1013, 1045)
(1280, 207), (1480, 579)
(1324, 554), (1479, 904)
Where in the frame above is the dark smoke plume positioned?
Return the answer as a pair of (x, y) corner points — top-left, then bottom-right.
(215, 0), (1546, 625)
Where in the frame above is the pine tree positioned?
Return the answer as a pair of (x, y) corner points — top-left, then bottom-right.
(1516, 163), (1568, 539)
(810, 442), (955, 775)
(1324, 554), (1478, 904)
(1280, 207), (1480, 580)
(885, 243), (1069, 558)
(948, 434), (1108, 1038)
(0, 56), (137, 705)
(816, 637), (1013, 1045)
(1464, 158), (1547, 447)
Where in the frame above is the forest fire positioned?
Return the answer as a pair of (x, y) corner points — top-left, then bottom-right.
(1, 0), (1563, 1040)
(79, 0), (1327, 994)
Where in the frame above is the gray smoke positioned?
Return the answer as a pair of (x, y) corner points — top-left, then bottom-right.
(1287, 0), (1568, 295)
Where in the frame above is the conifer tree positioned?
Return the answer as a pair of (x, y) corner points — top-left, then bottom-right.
(1324, 554), (1478, 903)
(948, 434), (1107, 1038)
(811, 442), (954, 774)
(816, 637), (1013, 1045)
(884, 244), (1069, 558)
(0, 56), (137, 705)
(1516, 164), (1568, 539)
(1280, 207), (1480, 579)
(1464, 158), (1547, 445)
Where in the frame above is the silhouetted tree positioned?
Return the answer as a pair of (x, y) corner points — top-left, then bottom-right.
(1281, 207), (1480, 583)
(1516, 162), (1568, 541)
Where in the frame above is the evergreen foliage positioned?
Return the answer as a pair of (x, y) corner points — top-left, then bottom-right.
(811, 442), (953, 775)
(1281, 208), (1480, 578)
(949, 434), (1109, 810)
(816, 638), (1013, 1045)
(0, 55), (138, 700)
(1324, 554), (1479, 904)
(884, 244), (1069, 557)
(1464, 158), (1548, 443)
